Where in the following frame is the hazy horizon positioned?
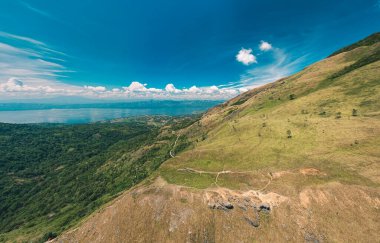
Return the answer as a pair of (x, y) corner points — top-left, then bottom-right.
(1, 0), (379, 102)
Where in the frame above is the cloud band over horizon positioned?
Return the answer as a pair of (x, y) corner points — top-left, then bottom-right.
(0, 31), (281, 100)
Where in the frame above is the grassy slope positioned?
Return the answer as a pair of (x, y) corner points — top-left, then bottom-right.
(329, 32), (380, 57)
(160, 39), (380, 191)
(47, 33), (380, 242)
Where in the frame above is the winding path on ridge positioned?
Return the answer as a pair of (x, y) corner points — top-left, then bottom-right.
(177, 167), (273, 191)
(169, 133), (273, 191)
(169, 134), (180, 158)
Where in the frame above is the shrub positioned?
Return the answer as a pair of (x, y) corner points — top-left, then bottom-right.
(42, 232), (57, 241)
(287, 130), (292, 138)
(352, 109), (358, 116)
(289, 94), (296, 100)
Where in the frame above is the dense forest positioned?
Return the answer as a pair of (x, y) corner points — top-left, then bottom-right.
(0, 116), (197, 242)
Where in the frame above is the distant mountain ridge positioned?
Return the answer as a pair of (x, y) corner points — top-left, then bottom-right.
(0, 100), (223, 111)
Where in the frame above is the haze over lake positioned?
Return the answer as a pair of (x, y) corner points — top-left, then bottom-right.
(0, 100), (221, 124)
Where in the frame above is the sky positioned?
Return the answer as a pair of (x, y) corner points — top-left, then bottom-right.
(0, 0), (379, 101)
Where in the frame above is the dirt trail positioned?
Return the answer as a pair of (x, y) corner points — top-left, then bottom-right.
(169, 134), (180, 158)
(177, 167), (273, 191)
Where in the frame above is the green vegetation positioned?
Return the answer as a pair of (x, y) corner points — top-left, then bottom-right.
(159, 34), (380, 191)
(0, 116), (197, 242)
(328, 32), (380, 57)
(2, 33), (380, 242)
(286, 130), (292, 138)
(352, 109), (358, 116)
(330, 48), (380, 79)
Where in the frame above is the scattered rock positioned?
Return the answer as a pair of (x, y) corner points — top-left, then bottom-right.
(238, 204), (247, 211)
(208, 204), (216, 209)
(244, 217), (260, 227)
(304, 232), (320, 243)
(258, 203), (271, 213)
(223, 202), (234, 209)
(208, 201), (234, 211)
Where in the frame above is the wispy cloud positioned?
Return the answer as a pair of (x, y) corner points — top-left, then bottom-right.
(230, 40), (308, 89)
(0, 31), (45, 46)
(4, 31), (300, 100)
(238, 48), (307, 88)
(0, 31), (244, 100)
(18, 0), (55, 20)
(0, 31), (77, 95)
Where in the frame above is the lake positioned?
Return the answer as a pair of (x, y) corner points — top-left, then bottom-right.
(0, 101), (221, 124)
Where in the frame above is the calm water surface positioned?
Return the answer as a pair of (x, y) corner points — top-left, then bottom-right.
(0, 107), (208, 124)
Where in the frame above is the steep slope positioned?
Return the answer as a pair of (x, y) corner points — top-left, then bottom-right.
(55, 34), (380, 242)
(0, 116), (197, 242)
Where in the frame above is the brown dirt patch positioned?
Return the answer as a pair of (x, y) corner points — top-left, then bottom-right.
(299, 168), (327, 176)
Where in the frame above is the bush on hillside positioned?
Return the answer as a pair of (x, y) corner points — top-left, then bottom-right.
(352, 109), (358, 116)
(287, 130), (292, 138)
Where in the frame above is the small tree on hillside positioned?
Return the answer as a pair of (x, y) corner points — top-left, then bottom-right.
(352, 109), (358, 116)
(287, 130), (292, 138)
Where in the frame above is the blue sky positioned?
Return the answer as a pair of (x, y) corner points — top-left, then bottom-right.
(0, 0), (379, 100)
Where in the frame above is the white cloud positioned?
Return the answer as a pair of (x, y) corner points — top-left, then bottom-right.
(0, 77), (67, 94)
(0, 78), (25, 92)
(165, 83), (181, 93)
(0, 31), (251, 100)
(0, 31), (72, 98)
(84, 85), (106, 92)
(259, 41), (272, 51)
(0, 78), (250, 100)
(204, 85), (219, 94)
(236, 48), (257, 65)
(188, 85), (200, 93)
(124, 81), (147, 92)
(238, 87), (248, 93)
(8, 78), (24, 87)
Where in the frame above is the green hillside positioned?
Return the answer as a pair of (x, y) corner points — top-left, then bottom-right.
(2, 33), (380, 243)
(0, 116), (197, 242)
(160, 33), (380, 190)
(51, 33), (379, 242)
